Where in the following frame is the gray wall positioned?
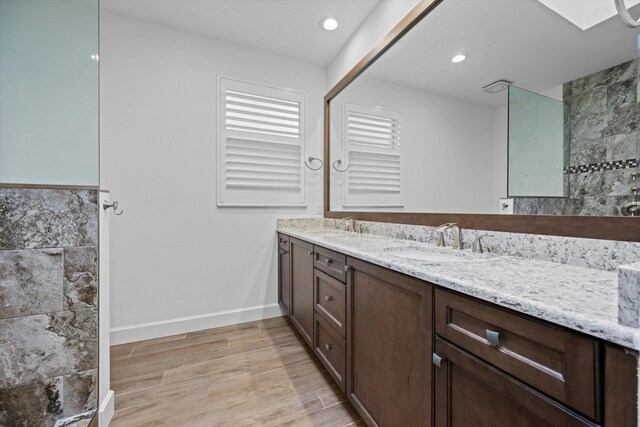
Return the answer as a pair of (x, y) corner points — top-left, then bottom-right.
(0, 188), (98, 426)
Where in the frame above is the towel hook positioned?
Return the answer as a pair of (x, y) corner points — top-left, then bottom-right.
(332, 159), (350, 173)
(103, 200), (124, 216)
(615, 0), (640, 27)
(304, 156), (324, 171)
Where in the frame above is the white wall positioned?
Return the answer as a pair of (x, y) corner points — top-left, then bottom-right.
(326, 0), (421, 90)
(100, 12), (325, 344)
(330, 76), (497, 214)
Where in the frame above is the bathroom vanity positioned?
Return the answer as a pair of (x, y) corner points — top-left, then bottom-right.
(277, 223), (638, 427)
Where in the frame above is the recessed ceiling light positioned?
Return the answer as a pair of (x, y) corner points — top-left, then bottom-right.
(451, 54), (466, 63)
(321, 17), (338, 31)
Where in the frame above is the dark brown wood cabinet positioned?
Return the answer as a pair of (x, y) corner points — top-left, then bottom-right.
(314, 313), (347, 391)
(276, 232), (638, 427)
(289, 237), (315, 346)
(313, 269), (346, 337)
(347, 257), (433, 427)
(433, 338), (599, 427)
(277, 233), (290, 314)
(435, 289), (600, 421)
(604, 344), (638, 426)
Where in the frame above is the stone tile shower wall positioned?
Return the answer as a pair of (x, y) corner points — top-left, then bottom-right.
(0, 188), (98, 426)
(514, 59), (638, 216)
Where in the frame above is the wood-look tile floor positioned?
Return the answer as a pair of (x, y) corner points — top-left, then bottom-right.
(109, 316), (363, 427)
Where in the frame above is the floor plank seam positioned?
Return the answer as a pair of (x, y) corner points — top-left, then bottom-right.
(318, 394), (326, 408)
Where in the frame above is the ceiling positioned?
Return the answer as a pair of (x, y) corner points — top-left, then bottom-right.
(100, 0), (381, 66)
(361, 0), (640, 107)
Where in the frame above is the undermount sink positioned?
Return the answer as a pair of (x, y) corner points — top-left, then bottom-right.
(386, 250), (467, 263)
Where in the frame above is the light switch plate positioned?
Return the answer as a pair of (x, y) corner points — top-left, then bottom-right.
(499, 198), (514, 215)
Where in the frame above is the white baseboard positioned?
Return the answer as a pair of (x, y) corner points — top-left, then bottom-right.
(99, 390), (114, 427)
(110, 303), (285, 345)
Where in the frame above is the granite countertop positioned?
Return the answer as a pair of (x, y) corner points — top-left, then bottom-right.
(277, 226), (640, 350)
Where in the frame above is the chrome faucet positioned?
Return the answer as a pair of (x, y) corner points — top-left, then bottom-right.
(435, 223), (463, 250)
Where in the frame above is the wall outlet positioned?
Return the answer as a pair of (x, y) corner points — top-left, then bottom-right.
(499, 198), (514, 215)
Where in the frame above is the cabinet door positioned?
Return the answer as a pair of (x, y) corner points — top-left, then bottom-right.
(347, 257), (433, 427)
(604, 344), (638, 426)
(290, 237), (314, 346)
(433, 338), (599, 427)
(277, 246), (290, 314)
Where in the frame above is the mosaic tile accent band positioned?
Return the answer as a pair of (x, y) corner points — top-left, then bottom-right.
(564, 158), (638, 174)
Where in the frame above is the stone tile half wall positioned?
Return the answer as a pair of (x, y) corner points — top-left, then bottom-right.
(0, 188), (98, 427)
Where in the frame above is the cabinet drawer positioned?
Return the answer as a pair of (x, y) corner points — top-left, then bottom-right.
(314, 269), (346, 338)
(315, 314), (346, 392)
(435, 289), (600, 421)
(278, 233), (290, 251)
(314, 246), (347, 282)
(434, 338), (599, 427)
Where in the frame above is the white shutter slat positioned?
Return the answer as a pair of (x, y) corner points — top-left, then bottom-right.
(343, 103), (403, 207)
(227, 90), (300, 110)
(224, 138), (301, 192)
(218, 78), (306, 206)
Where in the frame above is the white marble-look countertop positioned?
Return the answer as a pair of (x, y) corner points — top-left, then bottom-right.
(277, 226), (640, 350)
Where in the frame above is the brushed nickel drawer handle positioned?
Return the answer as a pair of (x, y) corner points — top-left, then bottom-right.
(344, 265), (352, 273)
(325, 258), (333, 265)
(486, 329), (501, 346)
(325, 344), (332, 351)
(308, 250), (313, 255)
(432, 353), (445, 368)
(325, 295), (333, 302)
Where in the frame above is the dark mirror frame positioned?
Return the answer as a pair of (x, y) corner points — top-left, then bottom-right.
(323, 0), (640, 242)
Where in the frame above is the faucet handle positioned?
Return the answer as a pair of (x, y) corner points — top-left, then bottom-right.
(472, 234), (494, 254)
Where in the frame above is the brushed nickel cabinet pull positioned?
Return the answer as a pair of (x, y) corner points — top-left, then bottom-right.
(325, 344), (332, 351)
(486, 329), (501, 346)
(325, 258), (333, 265)
(325, 295), (333, 302)
(432, 353), (445, 368)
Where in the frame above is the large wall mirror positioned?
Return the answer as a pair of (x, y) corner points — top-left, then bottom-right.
(325, 0), (640, 240)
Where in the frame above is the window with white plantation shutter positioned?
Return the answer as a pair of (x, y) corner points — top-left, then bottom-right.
(343, 102), (403, 207)
(217, 77), (306, 206)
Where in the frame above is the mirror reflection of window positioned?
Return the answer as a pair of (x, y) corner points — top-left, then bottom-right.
(342, 103), (403, 208)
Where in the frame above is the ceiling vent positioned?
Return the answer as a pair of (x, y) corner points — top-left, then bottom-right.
(482, 80), (513, 94)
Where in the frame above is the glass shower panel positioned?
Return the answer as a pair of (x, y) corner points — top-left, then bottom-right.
(508, 86), (567, 197)
(0, 0), (99, 185)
